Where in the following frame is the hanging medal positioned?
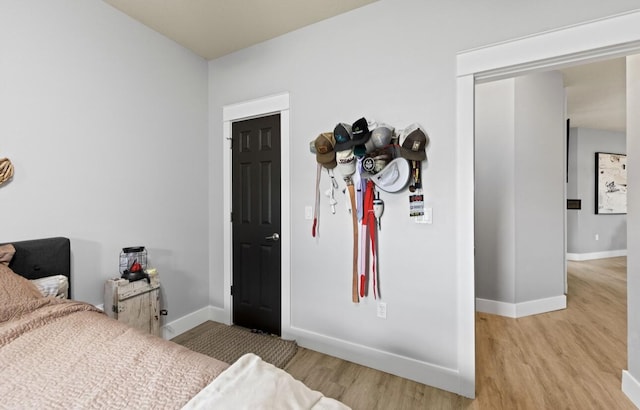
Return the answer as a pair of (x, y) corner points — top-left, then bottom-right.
(409, 160), (425, 219)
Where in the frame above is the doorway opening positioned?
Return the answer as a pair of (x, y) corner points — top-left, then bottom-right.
(455, 10), (640, 399)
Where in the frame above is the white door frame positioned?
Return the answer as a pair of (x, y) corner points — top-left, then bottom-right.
(456, 10), (640, 399)
(221, 92), (292, 336)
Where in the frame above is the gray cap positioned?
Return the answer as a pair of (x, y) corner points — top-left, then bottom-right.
(372, 125), (394, 147)
(365, 125), (394, 152)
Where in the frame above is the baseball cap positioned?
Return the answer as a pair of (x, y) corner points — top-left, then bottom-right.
(366, 124), (395, 152)
(334, 123), (353, 151)
(351, 117), (371, 146)
(314, 132), (337, 169)
(369, 158), (410, 193)
(399, 123), (428, 161)
(336, 149), (356, 178)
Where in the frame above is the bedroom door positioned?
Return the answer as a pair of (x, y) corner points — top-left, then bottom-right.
(231, 114), (282, 335)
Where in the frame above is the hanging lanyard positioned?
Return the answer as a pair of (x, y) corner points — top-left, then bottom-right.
(368, 192), (379, 299)
(326, 168), (338, 214)
(358, 180), (379, 299)
(364, 180), (379, 299)
(312, 163), (322, 237)
(346, 178), (359, 303)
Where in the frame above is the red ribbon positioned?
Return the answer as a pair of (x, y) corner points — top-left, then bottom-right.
(360, 180), (379, 299)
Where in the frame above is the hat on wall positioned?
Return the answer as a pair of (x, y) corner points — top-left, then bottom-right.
(351, 117), (371, 146)
(365, 124), (395, 153)
(360, 149), (393, 178)
(399, 123), (428, 161)
(352, 117), (372, 158)
(334, 123), (354, 151)
(336, 149), (356, 178)
(369, 158), (410, 192)
(314, 132), (337, 169)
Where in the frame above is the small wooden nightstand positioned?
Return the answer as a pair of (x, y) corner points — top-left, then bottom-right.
(104, 271), (161, 337)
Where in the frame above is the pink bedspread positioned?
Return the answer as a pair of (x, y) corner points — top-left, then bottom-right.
(0, 297), (228, 409)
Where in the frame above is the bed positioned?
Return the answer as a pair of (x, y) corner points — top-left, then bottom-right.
(0, 237), (349, 409)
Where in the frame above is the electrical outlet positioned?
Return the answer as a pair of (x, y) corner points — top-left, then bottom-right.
(377, 302), (387, 319)
(595, 234), (599, 241)
(305, 206), (313, 220)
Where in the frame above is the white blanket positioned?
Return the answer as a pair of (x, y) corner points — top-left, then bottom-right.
(182, 353), (350, 410)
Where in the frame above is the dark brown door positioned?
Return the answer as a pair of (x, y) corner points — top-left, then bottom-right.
(232, 114), (282, 335)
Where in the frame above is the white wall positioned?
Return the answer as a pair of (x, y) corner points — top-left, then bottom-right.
(475, 79), (516, 303)
(567, 127), (627, 255)
(207, 0), (640, 395)
(567, 128), (580, 254)
(0, 0), (210, 323)
(475, 72), (566, 310)
(514, 72), (566, 303)
(625, 53), (640, 402)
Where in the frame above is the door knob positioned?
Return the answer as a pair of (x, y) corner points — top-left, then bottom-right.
(265, 233), (280, 241)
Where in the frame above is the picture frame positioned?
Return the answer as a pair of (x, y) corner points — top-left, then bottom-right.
(595, 152), (627, 214)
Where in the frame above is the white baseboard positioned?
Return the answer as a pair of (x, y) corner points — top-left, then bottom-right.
(476, 298), (516, 317)
(622, 370), (640, 407)
(566, 249), (627, 261)
(286, 325), (463, 397)
(161, 305), (226, 340)
(158, 307), (469, 397)
(476, 295), (566, 318)
(517, 295), (566, 317)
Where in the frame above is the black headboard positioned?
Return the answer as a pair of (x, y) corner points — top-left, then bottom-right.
(1, 237), (71, 298)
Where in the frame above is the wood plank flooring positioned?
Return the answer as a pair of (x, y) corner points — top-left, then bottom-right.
(284, 347), (468, 409)
(177, 257), (634, 409)
(470, 256), (633, 410)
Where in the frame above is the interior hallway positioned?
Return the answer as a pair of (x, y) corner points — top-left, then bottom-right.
(284, 257), (634, 409)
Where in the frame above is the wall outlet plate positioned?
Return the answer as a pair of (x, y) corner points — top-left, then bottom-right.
(377, 302), (387, 319)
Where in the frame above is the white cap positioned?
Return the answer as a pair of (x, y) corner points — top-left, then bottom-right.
(369, 158), (410, 192)
(336, 149), (356, 178)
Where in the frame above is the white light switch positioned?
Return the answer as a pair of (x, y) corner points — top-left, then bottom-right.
(424, 207), (433, 224)
(414, 207), (433, 224)
(305, 206), (313, 220)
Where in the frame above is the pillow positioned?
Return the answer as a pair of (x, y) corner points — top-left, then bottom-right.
(0, 243), (15, 266)
(30, 275), (69, 299)
(0, 263), (44, 304)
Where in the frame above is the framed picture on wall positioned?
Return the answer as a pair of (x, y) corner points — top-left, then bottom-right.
(595, 152), (627, 214)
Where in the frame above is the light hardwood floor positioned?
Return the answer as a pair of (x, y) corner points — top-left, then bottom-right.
(470, 256), (633, 410)
(179, 257), (634, 409)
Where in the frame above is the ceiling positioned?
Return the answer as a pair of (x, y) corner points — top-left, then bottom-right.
(560, 58), (626, 133)
(103, 1), (626, 133)
(103, 0), (377, 60)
